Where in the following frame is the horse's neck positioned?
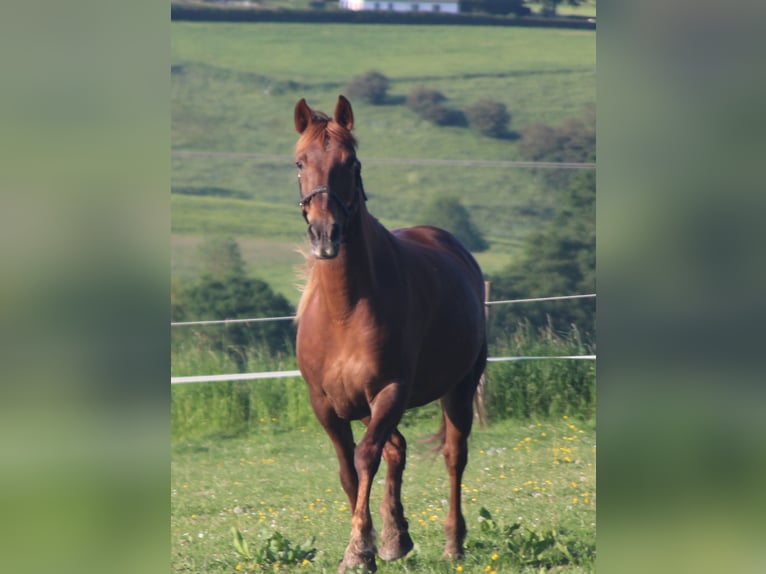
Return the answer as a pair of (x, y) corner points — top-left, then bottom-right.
(314, 213), (390, 321)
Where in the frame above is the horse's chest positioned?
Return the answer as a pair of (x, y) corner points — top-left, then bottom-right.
(298, 325), (384, 418)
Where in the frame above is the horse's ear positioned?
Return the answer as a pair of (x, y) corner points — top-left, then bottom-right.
(294, 98), (312, 134)
(334, 95), (354, 131)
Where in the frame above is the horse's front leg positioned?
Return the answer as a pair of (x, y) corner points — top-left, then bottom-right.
(340, 382), (407, 573)
(378, 428), (414, 561)
(309, 394), (359, 517)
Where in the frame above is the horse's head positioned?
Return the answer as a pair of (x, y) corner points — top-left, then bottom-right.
(294, 95), (366, 260)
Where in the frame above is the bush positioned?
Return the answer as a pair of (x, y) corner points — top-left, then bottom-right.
(465, 99), (511, 137)
(344, 70), (390, 105)
(406, 86), (453, 125)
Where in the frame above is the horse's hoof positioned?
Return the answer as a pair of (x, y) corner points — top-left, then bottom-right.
(378, 530), (414, 561)
(338, 550), (377, 573)
(442, 545), (465, 560)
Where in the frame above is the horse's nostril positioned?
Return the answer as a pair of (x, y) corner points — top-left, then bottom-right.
(330, 224), (340, 243)
(308, 224), (320, 242)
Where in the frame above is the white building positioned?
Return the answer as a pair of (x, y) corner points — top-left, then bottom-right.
(339, 0), (460, 14)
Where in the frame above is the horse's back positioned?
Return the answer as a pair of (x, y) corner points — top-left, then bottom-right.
(392, 225), (484, 298)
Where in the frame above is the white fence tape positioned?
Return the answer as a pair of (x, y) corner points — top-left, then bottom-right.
(484, 294), (596, 306)
(487, 355), (596, 362)
(171, 294), (596, 328)
(171, 356), (595, 385)
(171, 370), (303, 385)
(171, 316), (294, 327)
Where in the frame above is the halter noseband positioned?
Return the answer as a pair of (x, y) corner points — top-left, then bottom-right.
(299, 185), (352, 219)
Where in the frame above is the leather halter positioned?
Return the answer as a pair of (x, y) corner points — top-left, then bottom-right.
(297, 158), (368, 225)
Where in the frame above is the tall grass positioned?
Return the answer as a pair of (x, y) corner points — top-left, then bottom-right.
(485, 321), (595, 422)
(171, 335), (315, 438)
(171, 323), (595, 441)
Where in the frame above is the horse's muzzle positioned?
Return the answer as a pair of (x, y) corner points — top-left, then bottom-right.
(308, 222), (341, 259)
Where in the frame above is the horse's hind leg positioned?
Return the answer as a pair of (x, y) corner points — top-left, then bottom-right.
(378, 428), (414, 561)
(441, 364), (483, 559)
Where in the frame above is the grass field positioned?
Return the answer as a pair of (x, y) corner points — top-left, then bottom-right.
(171, 418), (595, 573)
(171, 22), (595, 303)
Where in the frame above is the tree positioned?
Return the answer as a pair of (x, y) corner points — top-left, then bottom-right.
(465, 99), (511, 138)
(518, 105), (595, 191)
(344, 70), (390, 105)
(487, 168), (595, 340)
(197, 236), (246, 277)
(420, 195), (489, 252)
(179, 238), (296, 369)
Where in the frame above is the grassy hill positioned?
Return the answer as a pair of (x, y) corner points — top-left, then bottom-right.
(171, 22), (595, 305)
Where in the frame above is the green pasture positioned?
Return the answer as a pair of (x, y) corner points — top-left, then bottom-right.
(171, 418), (595, 573)
(171, 22), (595, 303)
(170, 320), (596, 571)
(171, 22), (594, 157)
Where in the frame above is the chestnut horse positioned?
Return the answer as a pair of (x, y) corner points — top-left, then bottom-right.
(293, 96), (487, 572)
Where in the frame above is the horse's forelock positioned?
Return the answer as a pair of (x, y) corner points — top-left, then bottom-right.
(325, 120), (357, 151)
(296, 115), (357, 156)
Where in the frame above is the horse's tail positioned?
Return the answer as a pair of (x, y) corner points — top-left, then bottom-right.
(472, 338), (488, 429)
(473, 371), (487, 428)
(428, 417), (448, 454)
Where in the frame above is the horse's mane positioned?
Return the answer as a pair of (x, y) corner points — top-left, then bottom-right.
(294, 248), (316, 323)
(294, 111), (359, 323)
